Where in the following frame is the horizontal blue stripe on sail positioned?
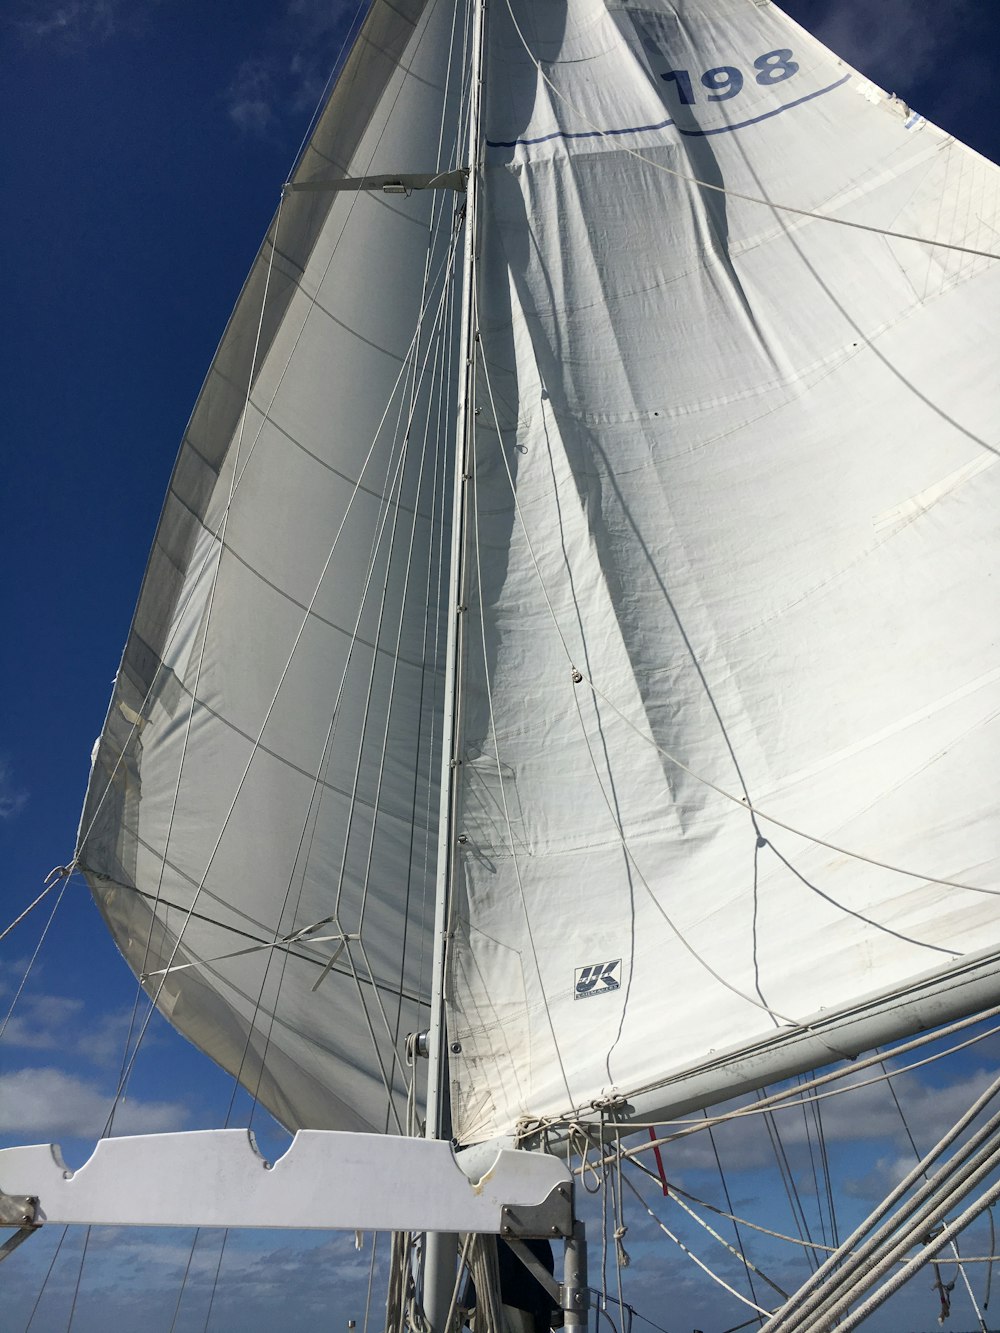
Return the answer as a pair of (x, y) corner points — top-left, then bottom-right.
(486, 72), (851, 150)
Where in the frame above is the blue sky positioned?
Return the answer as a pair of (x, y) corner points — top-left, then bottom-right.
(3, 1), (1000, 1329)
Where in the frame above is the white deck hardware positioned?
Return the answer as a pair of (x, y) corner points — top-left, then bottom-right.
(0, 1130), (573, 1235)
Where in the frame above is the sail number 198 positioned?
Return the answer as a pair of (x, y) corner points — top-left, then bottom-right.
(662, 50), (799, 104)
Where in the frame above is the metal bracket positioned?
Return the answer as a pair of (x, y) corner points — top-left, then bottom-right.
(562, 1221), (589, 1329)
(0, 1190), (37, 1228)
(0, 1227), (39, 1263)
(499, 1181), (573, 1239)
(502, 1237), (561, 1303)
(0, 1190), (39, 1266)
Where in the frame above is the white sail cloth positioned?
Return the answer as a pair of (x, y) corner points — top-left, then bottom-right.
(448, 0), (1000, 1143)
(78, 0), (463, 1134)
(78, 0), (1000, 1146)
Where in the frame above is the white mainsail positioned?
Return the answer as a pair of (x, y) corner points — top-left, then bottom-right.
(75, 0), (999, 1159)
(448, 0), (1000, 1142)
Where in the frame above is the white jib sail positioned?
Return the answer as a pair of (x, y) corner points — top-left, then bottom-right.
(448, 0), (1000, 1144)
(77, 0), (468, 1135)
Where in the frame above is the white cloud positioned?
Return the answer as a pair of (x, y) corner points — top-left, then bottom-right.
(2, 987), (144, 1068)
(226, 59), (278, 135)
(1, 992), (84, 1050)
(0, 758), (27, 820)
(805, 0), (977, 101)
(0, 1066), (188, 1139)
(222, 1), (362, 136)
(10, 0), (120, 43)
(645, 1061), (1000, 1183)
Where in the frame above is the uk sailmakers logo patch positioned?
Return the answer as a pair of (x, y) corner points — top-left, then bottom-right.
(574, 960), (622, 1000)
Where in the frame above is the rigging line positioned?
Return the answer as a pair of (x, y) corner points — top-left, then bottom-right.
(796, 1074), (828, 1251)
(202, 1228), (231, 1333)
(224, 204), (454, 1129)
(409, 182), (464, 1054)
(329, 303), (432, 931)
(808, 1074), (839, 1251)
(475, 324), (805, 1039)
(99, 234), (463, 1131)
(249, 213), (464, 1130)
(362, 1232), (380, 1333)
(168, 1228), (202, 1333)
(500, 0), (1000, 264)
(585, 675), (994, 896)
(352, 227), (460, 938)
(757, 1089), (819, 1274)
(114, 878), (427, 1003)
(561, 1015), (1000, 1177)
(608, 1110), (628, 1321)
(388, 303), (451, 1075)
(142, 930), (356, 979)
(244, 237), (463, 1130)
(625, 1154), (788, 1302)
(337, 937), (406, 1133)
(644, 1171), (836, 1257)
(881, 1060), (987, 1332)
(330, 227), (463, 926)
(703, 1107), (765, 1314)
(760, 1074), (1000, 1332)
(768, 832), (956, 956)
(630, 1160), (1000, 1267)
(621, 1168), (772, 1317)
(241, 715), (350, 1130)
(23, 1226), (69, 1332)
(386, 0), (467, 1068)
(0, 867), (70, 945)
(797, 1172), (1000, 1333)
(467, 411), (575, 1109)
(567, 676), (811, 1032)
(325, 356), (426, 933)
(443, 1233), (475, 1333)
(534, 392), (640, 1078)
(0, 873), (69, 1043)
(586, 1289), (672, 1333)
(317, 275), (467, 1113)
(599, 1115), (611, 1323)
(623, 1018), (1000, 1148)
(284, 0), (369, 180)
(65, 1224), (93, 1333)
